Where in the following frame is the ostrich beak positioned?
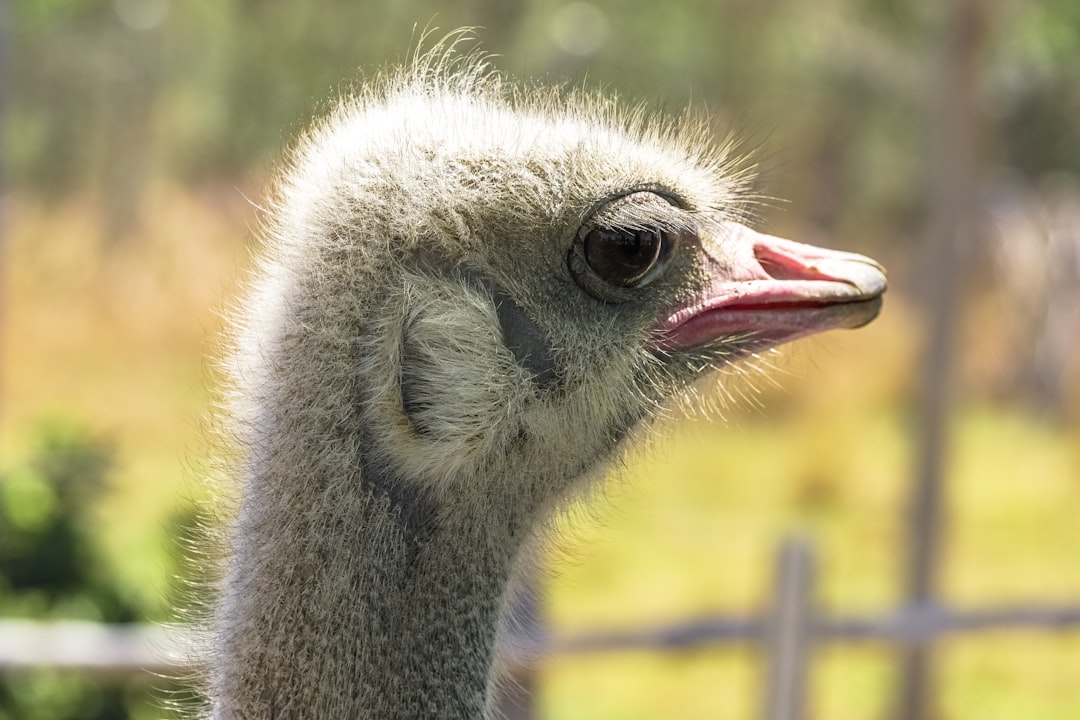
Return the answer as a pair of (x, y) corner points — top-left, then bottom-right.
(653, 223), (887, 352)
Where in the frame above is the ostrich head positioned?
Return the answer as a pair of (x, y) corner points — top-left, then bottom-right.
(212, 43), (885, 719)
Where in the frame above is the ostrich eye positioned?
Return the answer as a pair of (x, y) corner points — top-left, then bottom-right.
(568, 189), (683, 302)
(582, 226), (665, 287)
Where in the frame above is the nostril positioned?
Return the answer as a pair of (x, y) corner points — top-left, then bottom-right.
(753, 242), (825, 282)
(757, 254), (799, 281)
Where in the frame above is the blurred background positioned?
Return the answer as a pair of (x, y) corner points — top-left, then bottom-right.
(2, 0), (1079, 718)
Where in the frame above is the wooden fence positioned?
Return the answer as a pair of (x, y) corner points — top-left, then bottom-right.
(491, 536), (1080, 720)
(3, 534), (1079, 719)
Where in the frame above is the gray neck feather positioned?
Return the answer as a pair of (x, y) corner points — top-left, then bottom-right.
(212, 460), (518, 719)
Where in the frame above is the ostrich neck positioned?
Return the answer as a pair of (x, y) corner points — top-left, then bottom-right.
(212, 445), (521, 720)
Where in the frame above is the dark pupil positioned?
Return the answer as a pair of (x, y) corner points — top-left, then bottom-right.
(583, 227), (662, 287)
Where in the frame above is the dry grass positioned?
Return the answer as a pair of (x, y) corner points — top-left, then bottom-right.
(2, 186), (1078, 718)
(2, 182), (252, 609)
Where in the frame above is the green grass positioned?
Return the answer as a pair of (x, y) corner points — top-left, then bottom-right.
(3, 188), (1079, 718)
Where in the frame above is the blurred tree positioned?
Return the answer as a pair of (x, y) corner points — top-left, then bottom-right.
(7, 0), (1078, 235)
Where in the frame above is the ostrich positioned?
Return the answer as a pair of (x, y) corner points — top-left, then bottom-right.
(203, 44), (886, 719)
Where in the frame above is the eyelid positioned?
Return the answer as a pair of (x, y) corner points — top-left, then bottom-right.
(580, 184), (686, 225)
(579, 192), (694, 246)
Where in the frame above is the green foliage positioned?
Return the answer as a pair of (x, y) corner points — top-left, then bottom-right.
(0, 424), (125, 616)
(0, 423), (155, 720)
(991, 0), (1080, 174)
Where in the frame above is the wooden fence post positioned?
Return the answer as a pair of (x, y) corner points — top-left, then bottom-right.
(762, 536), (817, 720)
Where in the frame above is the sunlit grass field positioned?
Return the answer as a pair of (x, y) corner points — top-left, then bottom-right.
(3, 186), (1079, 719)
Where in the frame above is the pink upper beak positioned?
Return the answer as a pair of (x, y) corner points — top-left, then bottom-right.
(653, 223), (887, 352)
